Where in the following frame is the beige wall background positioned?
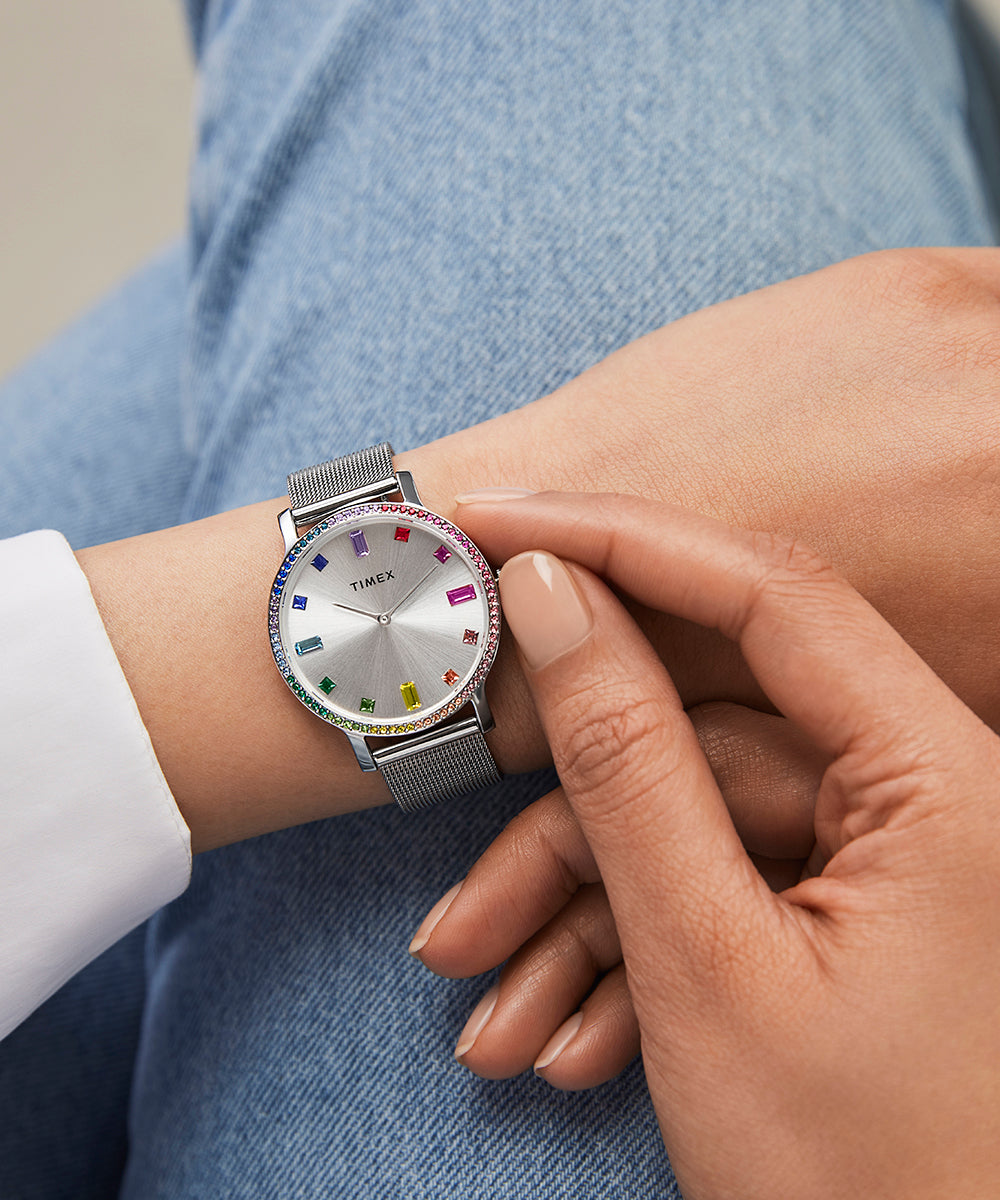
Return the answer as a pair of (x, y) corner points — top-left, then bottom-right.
(1, 2), (998, 385)
(0, 2), (193, 381)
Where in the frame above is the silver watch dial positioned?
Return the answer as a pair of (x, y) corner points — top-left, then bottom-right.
(269, 503), (500, 736)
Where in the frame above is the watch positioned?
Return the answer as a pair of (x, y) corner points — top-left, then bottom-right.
(268, 442), (502, 812)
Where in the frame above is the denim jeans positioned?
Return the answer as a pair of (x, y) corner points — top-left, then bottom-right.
(0, 2), (992, 1196)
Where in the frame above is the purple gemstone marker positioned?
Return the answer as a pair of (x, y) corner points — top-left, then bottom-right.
(447, 584), (477, 606)
(433, 544), (451, 564)
(349, 529), (370, 558)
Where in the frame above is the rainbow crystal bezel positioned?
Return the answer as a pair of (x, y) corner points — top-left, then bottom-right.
(269, 502), (501, 738)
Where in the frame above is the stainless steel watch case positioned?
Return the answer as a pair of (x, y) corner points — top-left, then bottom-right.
(275, 471), (498, 777)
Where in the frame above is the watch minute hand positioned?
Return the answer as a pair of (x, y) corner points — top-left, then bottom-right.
(384, 564), (438, 619)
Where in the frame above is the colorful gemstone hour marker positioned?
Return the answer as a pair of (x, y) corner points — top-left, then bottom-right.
(349, 529), (370, 558)
(311, 554), (328, 572)
(447, 584), (476, 606)
(442, 669), (460, 687)
(463, 629), (479, 646)
(394, 526), (410, 542)
(295, 635), (323, 655)
(433, 544), (451, 564)
(360, 697), (376, 714)
(292, 594), (308, 610)
(400, 681), (422, 711)
(318, 677), (336, 694)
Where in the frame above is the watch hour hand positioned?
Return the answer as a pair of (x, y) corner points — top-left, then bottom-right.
(330, 601), (382, 620)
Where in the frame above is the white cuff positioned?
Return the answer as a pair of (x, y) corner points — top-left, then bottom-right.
(0, 530), (191, 1039)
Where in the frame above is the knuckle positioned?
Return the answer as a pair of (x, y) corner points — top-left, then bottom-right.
(747, 531), (841, 599)
(749, 529), (832, 578)
(540, 917), (598, 981)
(742, 532), (857, 643)
(863, 247), (994, 314)
(552, 683), (665, 803)
(517, 886), (616, 987)
(857, 248), (1000, 374)
(503, 792), (590, 900)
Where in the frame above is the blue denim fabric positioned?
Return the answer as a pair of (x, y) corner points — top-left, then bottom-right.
(0, 1), (994, 1196)
(0, 245), (193, 548)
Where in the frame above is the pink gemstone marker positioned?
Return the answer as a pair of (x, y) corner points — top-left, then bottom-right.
(447, 584), (476, 606)
(433, 544), (451, 564)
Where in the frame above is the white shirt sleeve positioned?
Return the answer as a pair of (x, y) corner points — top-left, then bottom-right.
(0, 530), (191, 1040)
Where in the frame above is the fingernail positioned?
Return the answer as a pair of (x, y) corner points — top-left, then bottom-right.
(409, 880), (464, 956)
(455, 984), (500, 1058)
(454, 487), (536, 503)
(499, 551), (593, 671)
(534, 1011), (584, 1073)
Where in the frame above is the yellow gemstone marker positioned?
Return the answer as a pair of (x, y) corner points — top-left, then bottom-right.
(400, 681), (422, 711)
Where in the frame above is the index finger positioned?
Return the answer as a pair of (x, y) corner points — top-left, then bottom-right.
(460, 491), (966, 765)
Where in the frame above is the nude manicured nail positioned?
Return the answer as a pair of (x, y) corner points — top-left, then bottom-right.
(454, 487), (536, 503)
(499, 551), (593, 671)
(455, 984), (500, 1059)
(409, 880), (464, 956)
(534, 1011), (584, 1073)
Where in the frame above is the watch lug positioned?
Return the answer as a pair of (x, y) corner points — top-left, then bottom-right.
(469, 683), (495, 733)
(278, 508), (298, 554)
(346, 732), (378, 772)
(396, 470), (422, 506)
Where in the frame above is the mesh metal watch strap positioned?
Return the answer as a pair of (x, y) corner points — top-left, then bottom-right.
(373, 720), (502, 813)
(285, 442), (502, 812)
(287, 442), (396, 517)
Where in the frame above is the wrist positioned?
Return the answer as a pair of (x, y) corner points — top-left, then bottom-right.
(77, 500), (389, 852)
(76, 492), (550, 853)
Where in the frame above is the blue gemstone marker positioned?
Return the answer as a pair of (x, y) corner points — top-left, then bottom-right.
(349, 529), (370, 558)
(295, 635), (323, 655)
(292, 594), (308, 610)
(311, 554), (328, 572)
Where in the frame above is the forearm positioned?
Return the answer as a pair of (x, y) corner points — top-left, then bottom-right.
(77, 248), (1000, 851)
(75, 402), (766, 855)
(76, 474), (548, 855)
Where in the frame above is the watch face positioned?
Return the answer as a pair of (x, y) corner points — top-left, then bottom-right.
(269, 503), (501, 736)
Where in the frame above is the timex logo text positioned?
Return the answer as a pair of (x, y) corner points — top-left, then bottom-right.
(350, 570), (395, 592)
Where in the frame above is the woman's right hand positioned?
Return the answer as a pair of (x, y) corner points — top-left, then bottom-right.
(414, 492), (1000, 1199)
